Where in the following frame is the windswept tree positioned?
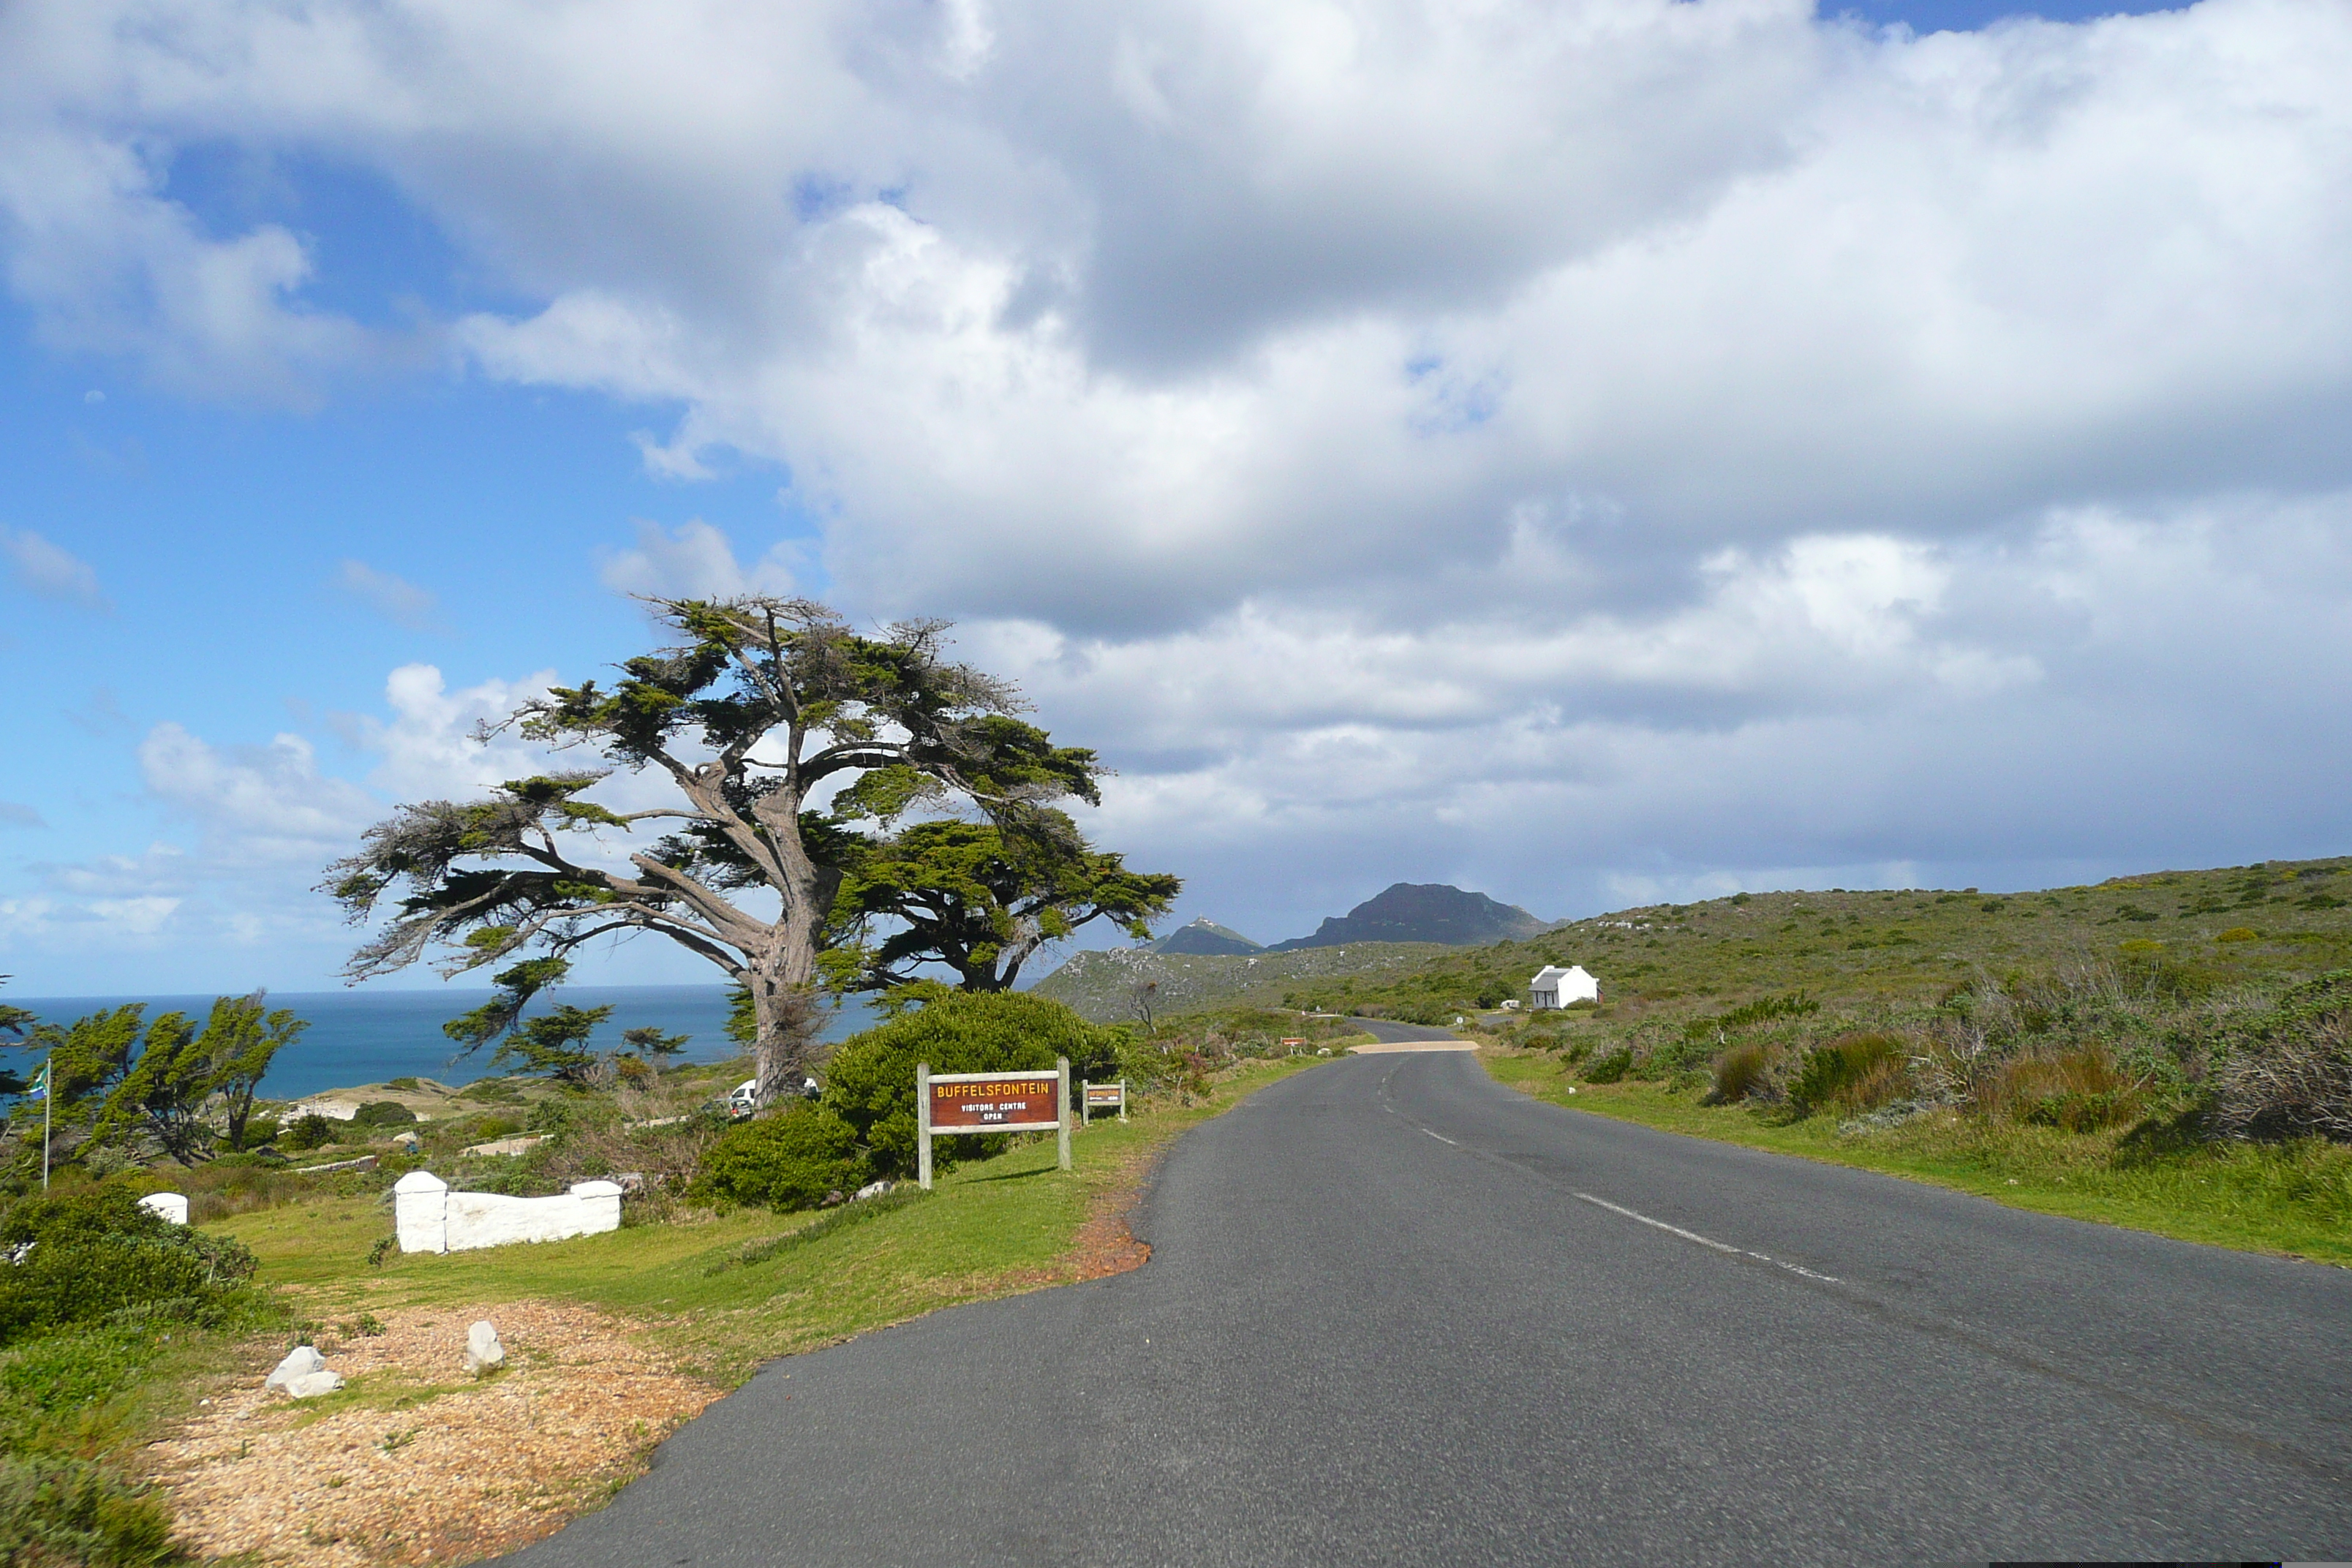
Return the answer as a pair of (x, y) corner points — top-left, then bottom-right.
(323, 598), (1110, 1104)
(829, 815), (1180, 992)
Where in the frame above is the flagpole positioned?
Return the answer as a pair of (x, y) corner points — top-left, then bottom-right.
(40, 1063), (50, 1193)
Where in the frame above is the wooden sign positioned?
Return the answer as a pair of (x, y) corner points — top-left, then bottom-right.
(916, 1060), (1071, 1189)
(1081, 1079), (1127, 1125)
(927, 1074), (1062, 1132)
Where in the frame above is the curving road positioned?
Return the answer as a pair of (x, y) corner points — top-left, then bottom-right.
(502, 1048), (2352, 1566)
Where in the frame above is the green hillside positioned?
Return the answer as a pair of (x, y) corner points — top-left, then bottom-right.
(1278, 856), (2352, 1025)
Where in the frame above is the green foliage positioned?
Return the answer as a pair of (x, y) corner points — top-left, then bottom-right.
(0, 1453), (178, 1566)
(0, 1187), (259, 1346)
(823, 989), (1122, 1177)
(445, 960), (611, 1082)
(278, 1114), (335, 1151)
(1583, 1048), (1634, 1085)
(829, 816), (1180, 993)
(350, 1101), (418, 1128)
(691, 1105), (869, 1212)
(384, 1077), (421, 1091)
(12, 994), (306, 1166)
(1789, 1033), (1904, 1115)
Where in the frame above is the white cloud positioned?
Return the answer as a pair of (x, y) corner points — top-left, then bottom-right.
(139, 725), (379, 862)
(334, 560), (440, 629)
(4, 0), (2351, 951)
(1, 527), (108, 609)
(595, 519), (796, 600)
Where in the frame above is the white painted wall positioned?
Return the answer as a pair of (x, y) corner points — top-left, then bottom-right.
(138, 1192), (189, 1225)
(392, 1170), (624, 1254)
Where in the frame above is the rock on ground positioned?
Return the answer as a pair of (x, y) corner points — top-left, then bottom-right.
(464, 1320), (505, 1377)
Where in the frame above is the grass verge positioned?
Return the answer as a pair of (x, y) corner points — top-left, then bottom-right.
(1484, 1048), (2352, 1266)
(213, 1053), (1323, 1388)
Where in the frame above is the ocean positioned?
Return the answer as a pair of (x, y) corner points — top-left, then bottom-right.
(4, 986), (881, 1101)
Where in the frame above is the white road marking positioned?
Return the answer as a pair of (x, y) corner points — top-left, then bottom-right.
(1575, 1192), (1841, 1284)
(1422, 1128), (1460, 1146)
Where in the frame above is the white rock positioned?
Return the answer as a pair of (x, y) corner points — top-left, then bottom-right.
(853, 1180), (894, 1202)
(264, 1345), (326, 1391)
(463, 1319), (505, 1377)
(284, 1370), (345, 1399)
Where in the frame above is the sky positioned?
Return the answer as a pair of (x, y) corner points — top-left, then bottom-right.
(3, 0), (2349, 998)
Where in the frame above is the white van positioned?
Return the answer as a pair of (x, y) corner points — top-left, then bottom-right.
(723, 1075), (820, 1118)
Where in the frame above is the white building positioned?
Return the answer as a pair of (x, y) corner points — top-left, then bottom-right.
(1529, 965), (1600, 1009)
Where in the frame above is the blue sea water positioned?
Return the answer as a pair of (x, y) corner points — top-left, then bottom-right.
(4, 986), (881, 1101)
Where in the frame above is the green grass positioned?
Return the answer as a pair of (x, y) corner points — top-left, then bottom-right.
(1485, 1049), (2352, 1265)
(213, 1055), (1322, 1386)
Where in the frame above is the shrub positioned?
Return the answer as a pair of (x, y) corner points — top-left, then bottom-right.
(458, 1077), (524, 1104)
(0, 1453), (177, 1567)
(2217, 927), (2260, 943)
(383, 1077), (422, 1092)
(2211, 970), (2352, 1142)
(1983, 1047), (2144, 1131)
(0, 1187), (258, 1346)
(350, 1100), (417, 1128)
(1708, 1043), (1774, 1105)
(1789, 1033), (1904, 1116)
(690, 1105), (868, 1212)
(824, 990), (1124, 1179)
(278, 1114), (335, 1151)
(1583, 1048), (1634, 1085)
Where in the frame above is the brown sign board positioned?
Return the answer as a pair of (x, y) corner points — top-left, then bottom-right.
(927, 1074), (1061, 1131)
(1084, 1084), (1124, 1106)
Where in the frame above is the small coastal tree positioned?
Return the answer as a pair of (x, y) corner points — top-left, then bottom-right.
(324, 598), (1111, 1104)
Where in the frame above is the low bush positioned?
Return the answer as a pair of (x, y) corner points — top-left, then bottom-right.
(1583, 1048), (1634, 1085)
(824, 990), (1123, 1178)
(0, 1452), (177, 1567)
(691, 1105), (868, 1212)
(1708, 1043), (1775, 1105)
(1789, 1033), (1905, 1116)
(2211, 970), (2352, 1142)
(1983, 1047), (2145, 1132)
(0, 1188), (258, 1346)
(350, 1101), (417, 1128)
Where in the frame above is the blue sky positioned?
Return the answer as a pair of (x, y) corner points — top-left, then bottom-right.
(4, 0), (2348, 998)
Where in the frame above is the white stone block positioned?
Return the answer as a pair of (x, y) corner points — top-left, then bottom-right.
(464, 1320), (505, 1377)
(264, 1345), (326, 1391)
(138, 1192), (189, 1226)
(284, 1370), (344, 1399)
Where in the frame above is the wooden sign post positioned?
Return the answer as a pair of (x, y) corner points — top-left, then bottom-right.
(1081, 1079), (1127, 1125)
(915, 1058), (1071, 1190)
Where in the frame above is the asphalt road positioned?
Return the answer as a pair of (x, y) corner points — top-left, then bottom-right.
(503, 1049), (2352, 1566)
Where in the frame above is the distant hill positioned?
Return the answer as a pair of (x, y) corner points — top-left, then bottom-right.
(1150, 918), (1264, 956)
(1267, 883), (1548, 951)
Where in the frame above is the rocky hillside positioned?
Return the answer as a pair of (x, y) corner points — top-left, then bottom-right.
(1032, 941), (1452, 1024)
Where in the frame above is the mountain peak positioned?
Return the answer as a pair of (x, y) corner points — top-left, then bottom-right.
(1150, 917), (1265, 957)
(1266, 883), (1547, 951)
